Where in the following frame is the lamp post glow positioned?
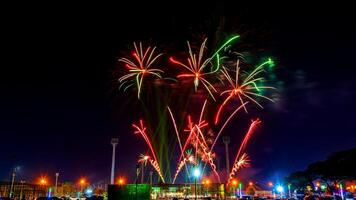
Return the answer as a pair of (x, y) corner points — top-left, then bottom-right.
(79, 178), (86, 196)
(277, 185), (284, 198)
(193, 168), (201, 200)
(40, 177), (47, 197)
(232, 179), (238, 197)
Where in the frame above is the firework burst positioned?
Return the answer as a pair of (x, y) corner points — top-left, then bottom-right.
(170, 36), (240, 101)
(215, 58), (275, 124)
(118, 42), (164, 99)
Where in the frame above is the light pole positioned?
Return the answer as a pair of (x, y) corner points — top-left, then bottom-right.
(193, 168), (201, 200)
(40, 178), (47, 197)
(79, 178), (86, 194)
(20, 180), (25, 200)
(149, 171), (153, 185)
(277, 185), (284, 198)
(110, 138), (119, 185)
(239, 182), (242, 198)
(135, 164), (140, 200)
(222, 136), (230, 178)
(232, 179), (238, 197)
(140, 155), (149, 183)
(55, 173), (59, 196)
(9, 171), (16, 198)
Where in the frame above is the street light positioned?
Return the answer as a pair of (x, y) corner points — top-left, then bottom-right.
(20, 180), (25, 200)
(9, 171), (16, 198)
(39, 177), (48, 197)
(9, 166), (20, 198)
(232, 179), (238, 197)
(276, 185), (284, 193)
(277, 185), (284, 198)
(111, 138), (119, 185)
(118, 178), (125, 185)
(55, 173), (59, 196)
(239, 182), (242, 198)
(80, 178), (86, 185)
(193, 168), (201, 200)
(79, 178), (87, 196)
(202, 179), (211, 197)
(268, 182), (273, 187)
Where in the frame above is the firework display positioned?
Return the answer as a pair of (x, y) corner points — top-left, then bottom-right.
(118, 35), (277, 184)
(118, 42), (163, 99)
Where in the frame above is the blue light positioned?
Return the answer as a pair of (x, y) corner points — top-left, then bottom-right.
(193, 168), (201, 178)
(85, 188), (93, 195)
(276, 185), (284, 193)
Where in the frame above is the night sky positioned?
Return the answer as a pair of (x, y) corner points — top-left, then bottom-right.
(1, 2), (355, 185)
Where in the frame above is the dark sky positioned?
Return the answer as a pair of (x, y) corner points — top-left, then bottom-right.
(1, 2), (355, 185)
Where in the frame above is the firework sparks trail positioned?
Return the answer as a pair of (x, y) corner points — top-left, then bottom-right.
(170, 36), (240, 101)
(174, 152), (195, 183)
(227, 119), (261, 184)
(171, 100), (210, 183)
(228, 153), (250, 184)
(215, 59), (275, 124)
(195, 125), (221, 182)
(172, 116), (208, 183)
(132, 120), (165, 183)
(119, 42), (164, 99)
(169, 100), (208, 180)
(201, 102), (249, 175)
(211, 102), (249, 151)
(167, 106), (191, 181)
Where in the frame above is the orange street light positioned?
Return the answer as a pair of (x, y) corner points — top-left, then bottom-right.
(40, 178), (47, 185)
(118, 178), (125, 185)
(202, 179), (210, 185)
(316, 182), (320, 187)
(232, 179), (238, 186)
(40, 177), (47, 185)
(79, 178), (86, 185)
(249, 181), (253, 186)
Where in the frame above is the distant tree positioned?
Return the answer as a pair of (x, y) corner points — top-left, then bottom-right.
(286, 148), (356, 191)
(286, 171), (313, 190)
(306, 148), (356, 181)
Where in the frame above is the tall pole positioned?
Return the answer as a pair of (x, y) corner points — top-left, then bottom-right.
(110, 138), (119, 184)
(9, 171), (16, 198)
(149, 171), (153, 185)
(20, 180), (25, 199)
(195, 178), (197, 200)
(223, 136), (230, 177)
(55, 173), (59, 196)
(135, 164), (140, 200)
(141, 164), (144, 183)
